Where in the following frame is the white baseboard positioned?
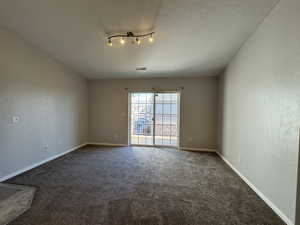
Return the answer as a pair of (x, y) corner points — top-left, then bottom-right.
(216, 151), (294, 225)
(0, 143), (87, 182)
(180, 147), (217, 152)
(87, 142), (128, 147)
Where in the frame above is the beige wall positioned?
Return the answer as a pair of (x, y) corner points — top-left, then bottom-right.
(219, 0), (300, 223)
(297, 145), (300, 225)
(0, 28), (88, 180)
(88, 77), (218, 149)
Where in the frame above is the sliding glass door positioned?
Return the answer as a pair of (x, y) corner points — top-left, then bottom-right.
(130, 92), (179, 147)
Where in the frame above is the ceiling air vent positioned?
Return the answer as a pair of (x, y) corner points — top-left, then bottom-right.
(136, 67), (147, 71)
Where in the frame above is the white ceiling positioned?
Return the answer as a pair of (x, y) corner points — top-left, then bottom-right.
(0, 0), (278, 79)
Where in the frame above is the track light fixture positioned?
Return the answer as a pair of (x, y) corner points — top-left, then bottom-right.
(107, 31), (155, 46)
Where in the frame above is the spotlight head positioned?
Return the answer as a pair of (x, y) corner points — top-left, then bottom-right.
(149, 34), (154, 42)
(120, 37), (125, 45)
(108, 38), (112, 46)
(136, 37), (141, 45)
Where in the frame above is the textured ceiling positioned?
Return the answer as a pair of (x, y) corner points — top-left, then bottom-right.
(0, 0), (278, 79)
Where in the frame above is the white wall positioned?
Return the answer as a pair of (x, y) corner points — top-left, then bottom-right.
(88, 77), (218, 149)
(219, 0), (300, 224)
(0, 28), (88, 181)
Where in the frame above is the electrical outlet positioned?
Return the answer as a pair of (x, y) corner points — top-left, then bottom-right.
(44, 145), (49, 151)
(188, 137), (193, 141)
(11, 115), (21, 124)
(114, 133), (119, 139)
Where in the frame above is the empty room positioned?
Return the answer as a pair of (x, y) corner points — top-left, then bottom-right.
(0, 0), (299, 224)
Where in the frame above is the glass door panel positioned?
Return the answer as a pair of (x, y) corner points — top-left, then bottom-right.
(154, 93), (179, 147)
(130, 93), (154, 145)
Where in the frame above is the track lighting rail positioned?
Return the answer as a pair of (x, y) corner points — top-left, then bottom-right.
(107, 31), (155, 46)
(107, 31), (154, 40)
